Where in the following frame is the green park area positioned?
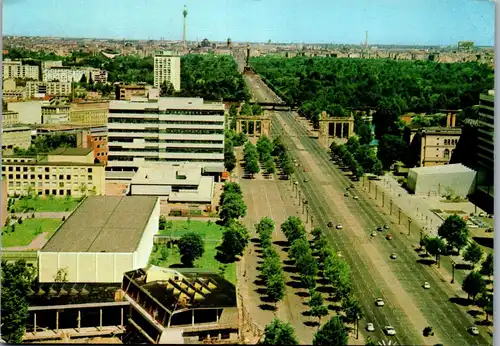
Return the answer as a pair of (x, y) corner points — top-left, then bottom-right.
(11, 196), (81, 213)
(149, 220), (237, 284)
(2, 218), (62, 248)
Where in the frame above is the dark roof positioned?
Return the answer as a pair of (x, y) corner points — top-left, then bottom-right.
(42, 196), (158, 253)
(49, 147), (93, 156)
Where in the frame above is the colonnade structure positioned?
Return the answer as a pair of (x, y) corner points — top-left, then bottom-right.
(235, 114), (271, 138)
(318, 111), (355, 147)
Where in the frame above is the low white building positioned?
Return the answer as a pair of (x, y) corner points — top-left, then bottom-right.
(26, 81), (72, 98)
(7, 101), (42, 124)
(38, 196), (160, 283)
(407, 164), (477, 197)
(130, 165), (214, 204)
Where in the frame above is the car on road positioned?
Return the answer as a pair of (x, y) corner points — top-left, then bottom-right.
(303, 178), (309, 182)
(371, 231), (377, 237)
(366, 323), (375, 332)
(377, 226), (384, 232)
(353, 196), (359, 200)
(350, 184), (355, 188)
(336, 224), (343, 229)
(390, 253), (397, 260)
(384, 224), (390, 229)
(423, 282), (431, 289)
(386, 234), (393, 240)
(327, 222), (334, 227)
(344, 193), (349, 197)
(337, 251), (343, 258)
(384, 326), (396, 336)
(469, 326), (479, 335)
(303, 168), (307, 172)
(375, 298), (385, 306)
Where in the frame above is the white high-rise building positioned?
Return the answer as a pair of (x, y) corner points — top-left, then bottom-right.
(2, 60), (39, 80)
(154, 54), (181, 91)
(107, 96), (225, 180)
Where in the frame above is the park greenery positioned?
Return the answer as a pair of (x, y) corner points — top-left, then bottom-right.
(216, 220), (250, 263)
(243, 141), (260, 178)
(257, 136), (276, 175)
(219, 182), (247, 225)
(272, 136), (294, 178)
(1, 260), (35, 343)
(177, 232), (205, 267)
(330, 138), (383, 180)
(262, 318), (299, 345)
(313, 315), (349, 346)
(437, 214), (469, 252)
(13, 133), (77, 157)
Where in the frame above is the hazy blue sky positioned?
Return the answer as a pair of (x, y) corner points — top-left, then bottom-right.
(2, 0), (495, 46)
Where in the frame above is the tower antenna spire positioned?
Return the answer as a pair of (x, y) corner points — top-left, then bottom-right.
(183, 5), (188, 52)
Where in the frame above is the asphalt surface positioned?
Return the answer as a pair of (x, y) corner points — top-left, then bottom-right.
(271, 111), (492, 346)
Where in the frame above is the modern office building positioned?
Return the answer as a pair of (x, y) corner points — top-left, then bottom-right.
(2, 59), (40, 80)
(154, 53), (181, 91)
(477, 92), (494, 176)
(38, 196), (160, 283)
(26, 81), (72, 98)
(69, 101), (109, 126)
(1, 148), (105, 198)
(107, 96), (225, 180)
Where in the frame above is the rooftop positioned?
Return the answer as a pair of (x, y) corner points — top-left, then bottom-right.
(410, 163), (475, 175)
(131, 165), (202, 186)
(41, 196), (158, 253)
(109, 97), (225, 112)
(27, 283), (122, 307)
(49, 147), (93, 156)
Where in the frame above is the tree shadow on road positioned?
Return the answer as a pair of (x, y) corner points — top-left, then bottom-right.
(302, 310), (312, 317)
(254, 248), (263, 254)
(467, 309), (483, 319)
(290, 275), (301, 281)
(327, 304), (340, 312)
(283, 266), (299, 274)
(273, 240), (289, 247)
(250, 237), (261, 244)
(255, 287), (267, 295)
(316, 285), (334, 294)
(258, 304), (276, 311)
(419, 252), (430, 258)
(455, 263), (472, 270)
(450, 297), (471, 307)
(475, 319), (493, 327)
(283, 259), (295, 266)
(417, 259), (435, 266)
(316, 277), (330, 285)
(295, 291), (310, 298)
(253, 279), (266, 286)
(303, 320), (319, 328)
(286, 280), (306, 289)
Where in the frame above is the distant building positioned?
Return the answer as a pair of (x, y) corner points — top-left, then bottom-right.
(38, 196), (159, 283)
(42, 67), (100, 83)
(42, 60), (63, 69)
(7, 101), (42, 124)
(41, 103), (70, 125)
(76, 128), (108, 164)
(1, 179), (7, 227)
(26, 81), (72, 98)
(458, 41), (474, 53)
(107, 97), (225, 180)
(1, 148), (105, 198)
(3, 78), (27, 101)
(2, 59), (39, 80)
(476, 92), (494, 196)
(114, 83), (148, 100)
(154, 54), (181, 91)
(2, 110), (20, 126)
(90, 69), (108, 83)
(1, 125), (32, 153)
(407, 164), (476, 198)
(69, 101), (109, 126)
(130, 165), (214, 204)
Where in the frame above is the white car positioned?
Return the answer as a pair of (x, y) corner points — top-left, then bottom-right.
(390, 253), (397, 260)
(423, 282), (431, 289)
(384, 326), (396, 336)
(371, 231), (377, 237)
(353, 196), (359, 200)
(469, 326), (479, 335)
(376, 298), (385, 306)
(337, 251), (343, 258)
(366, 323), (375, 332)
(336, 224), (343, 229)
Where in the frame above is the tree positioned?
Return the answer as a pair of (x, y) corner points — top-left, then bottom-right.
(357, 123), (373, 145)
(289, 238), (310, 262)
(224, 148), (237, 172)
(262, 319), (299, 345)
(177, 232), (205, 266)
(313, 316), (348, 346)
(219, 192), (247, 225)
(159, 215), (167, 230)
(480, 253), (493, 278)
(240, 103), (253, 116)
(223, 182), (242, 195)
(252, 103), (264, 116)
(160, 81), (175, 96)
(437, 215), (469, 251)
(308, 289), (329, 326)
(217, 221), (250, 262)
(1, 260), (34, 343)
(281, 216), (306, 244)
(229, 105), (237, 117)
(313, 235), (328, 252)
(245, 158), (260, 177)
(266, 273), (285, 308)
(425, 236), (446, 265)
(371, 159), (383, 176)
(462, 271), (486, 302)
(463, 241), (484, 267)
(324, 255), (351, 300)
(377, 134), (407, 169)
(365, 337), (377, 346)
(342, 296), (363, 336)
(264, 157), (276, 174)
(311, 227), (323, 240)
(477, 293), (493, 321)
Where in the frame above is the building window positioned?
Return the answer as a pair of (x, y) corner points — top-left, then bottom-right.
(8, 174), (13, 179)
(30, 175), (35, 179)
(15, 167), (20, 172)
(8, 167), (13, 172)
(23, 174), (28, 179)
(52, 189), (57, 195)
(444, 149), (450, 159)
(88, 168), (93, 173)
(45, 167), (50, 172)
(88, 175), (92, 181)
(59, 189), (64, 196)
(45, 189), (50, 195)
(45, 175), (50, 180)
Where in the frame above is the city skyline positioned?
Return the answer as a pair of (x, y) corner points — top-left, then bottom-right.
(2, 0), (495, 46)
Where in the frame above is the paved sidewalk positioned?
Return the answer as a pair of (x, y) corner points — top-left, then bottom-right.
(12, 212), (70, 219)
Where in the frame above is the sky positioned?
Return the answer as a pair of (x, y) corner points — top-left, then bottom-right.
(2, 0), (495, 46)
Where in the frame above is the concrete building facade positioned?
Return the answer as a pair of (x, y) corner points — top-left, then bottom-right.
(107, 97), (225, 180)
(69, 101), (109, 126)
(114, 83), (148, 101)
(77, 129), (109, 164)
(7, 101), (42, 124)
(38, 196), (160, 283)
(477, 93), (494, 176)
(2, 110), (20, 126)
(42, 67), (99, 83)
(26, 81), (72, 98)
(41, 104), (70, 124)
(2, 125), (32, 152)
(407, 164), (476, 197)
(2, 60), (40, 80)
(2, 179), (8, 227)
(154, 54), (181, 91)
(1, 148), (106, 198)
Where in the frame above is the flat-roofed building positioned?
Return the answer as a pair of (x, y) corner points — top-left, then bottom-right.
(2, 59), (39, 80)
(2, 125), (32, 152)
(42, 67), (95, 83)
(154, 54), (181, 91)
(69, 101), (109, 125)
(26, 81), (72, 98)
(42, 60), (63, 69)
(41, 104), (70, 124)
(7, 101), (42, 124)
(76, 128), (109, 164)
(2, 110), (20, 126)
(107, 97), (225, 180)
(38, 196), (160, 283)
(114, 83), (148, 101)
(1, 148), (105, 198)
(477, 93), (494, 174)
(130, 165), (214, 204)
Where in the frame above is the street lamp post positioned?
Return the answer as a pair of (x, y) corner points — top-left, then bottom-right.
(389, 200), (393, 215)
(382, 192), (385, 208)
(375, 185), (378, 200)
(398, 208), (402, 225)
(306, 206), (309, 221)
(408, 218), (412, 236)
(369, 180), (371, 193)
(356, 315), (360, 339)
(310, 216), (314, 228)
(451, 260), (456, 283)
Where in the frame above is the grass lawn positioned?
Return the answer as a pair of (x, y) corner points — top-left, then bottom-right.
(12, 196), (81, 213)
(159, 220), (224, 240)
(152, 220), (237, 283)
(2, 218), (63, 248)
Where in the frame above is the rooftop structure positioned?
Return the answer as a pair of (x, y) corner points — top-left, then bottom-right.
(39, 196), (160, 283)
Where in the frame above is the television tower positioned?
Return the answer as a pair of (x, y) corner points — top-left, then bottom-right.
(365, 31), (368, 51)
(183, 5), (188, 52)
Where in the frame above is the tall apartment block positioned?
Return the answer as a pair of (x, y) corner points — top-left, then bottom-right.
(477, 91), (494, 194)
(153, 54), (181, 91)
(107, 96), (225, 180)
(2, 60), (39, 80)
(26, 81), (72, 98)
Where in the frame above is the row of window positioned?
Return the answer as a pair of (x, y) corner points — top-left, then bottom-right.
(108, 137), (223, 144)
(109, 109), (224, 116)
(4, 173), (93, 181)
(108, 118), (224, 125)
(109, 129), (224, 134)
(2, 166), (93, 173)
(108, 147), (224, 154)
(443, 139), (458, 145)
(108, 156), (223, 163)
(8, 180), (92, 189)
